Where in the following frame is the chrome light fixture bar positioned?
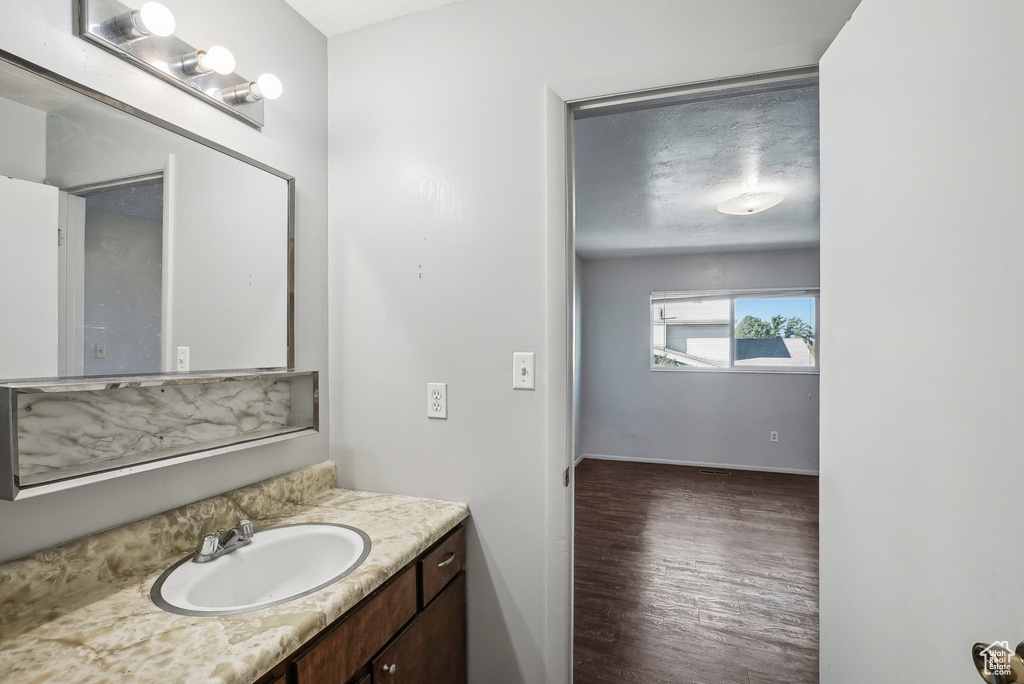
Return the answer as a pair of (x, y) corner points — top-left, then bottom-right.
(75, 0), (270, 129)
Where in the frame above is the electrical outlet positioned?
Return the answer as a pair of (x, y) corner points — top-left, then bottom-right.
(427, 382), (447, 419)
(770, 430), (779, 443)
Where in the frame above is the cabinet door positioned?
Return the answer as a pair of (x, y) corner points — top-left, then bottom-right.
(294, 569), (417, 684)
(373, 572), (466, 684)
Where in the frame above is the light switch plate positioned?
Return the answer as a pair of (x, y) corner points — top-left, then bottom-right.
(177, 346), (190, 372)
(513, 352), (536, 390)
(94, 343), (106, 359)
(427, 382), (448, 419)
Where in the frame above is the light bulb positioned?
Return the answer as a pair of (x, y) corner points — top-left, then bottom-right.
(254, 74), (283, 100)
(197, 46), (236, 75)
(137, 2), (175, 37)
(717, 191), (784, 216)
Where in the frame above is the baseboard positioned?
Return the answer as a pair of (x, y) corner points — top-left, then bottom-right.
(573, 453), (585, 467)
(577, 453), (819, 476)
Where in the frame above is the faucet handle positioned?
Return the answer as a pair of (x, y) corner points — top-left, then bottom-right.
(238, 519), (254, 540)
(198, 533), (219, 556)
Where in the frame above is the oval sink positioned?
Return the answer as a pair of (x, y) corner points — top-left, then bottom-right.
(151, 523), (371, 616)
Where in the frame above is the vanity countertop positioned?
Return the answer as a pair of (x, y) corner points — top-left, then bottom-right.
(0, 461), (469, 683)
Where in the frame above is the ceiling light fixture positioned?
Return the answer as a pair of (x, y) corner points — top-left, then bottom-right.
(105, 2), (176, 42)
(717, 192), (784, 216)
(220, 73), (283, 104)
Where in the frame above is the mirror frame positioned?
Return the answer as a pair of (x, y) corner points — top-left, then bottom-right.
(0, 48), (295, 373)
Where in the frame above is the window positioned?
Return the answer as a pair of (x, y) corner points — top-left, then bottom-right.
(651, 289), (818, 372)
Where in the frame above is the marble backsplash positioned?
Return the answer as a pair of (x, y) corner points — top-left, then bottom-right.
(16, 376), (295, 486)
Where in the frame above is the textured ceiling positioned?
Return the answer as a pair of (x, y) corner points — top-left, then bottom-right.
(282, 0), (463, 36)
(86, 183), (164, 224)
(574, 85), (820, 259)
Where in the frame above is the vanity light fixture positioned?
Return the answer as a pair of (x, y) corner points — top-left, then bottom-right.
(717, 191), (785, 216)
(77, 0), (275, 128)
(174, 46), (236, 76)
(103, 1), (175, 42)
(220, 74), (284, 104)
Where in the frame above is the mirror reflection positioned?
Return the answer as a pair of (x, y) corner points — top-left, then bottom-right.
(0, 57), (290, 381)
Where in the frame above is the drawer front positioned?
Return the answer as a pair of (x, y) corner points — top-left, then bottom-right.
(419, 527), (465, 607)
(373, 572), (467, 684)
(294, 569), (417, 684)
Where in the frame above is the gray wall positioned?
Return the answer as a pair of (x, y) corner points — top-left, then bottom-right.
(327, 1), (858, 681)
(0, 0), (328, 562)
(819, 0), (1023, 681)
(579, 249), (820, 473)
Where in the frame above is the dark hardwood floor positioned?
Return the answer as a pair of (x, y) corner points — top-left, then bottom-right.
(573, 459), (818, 684)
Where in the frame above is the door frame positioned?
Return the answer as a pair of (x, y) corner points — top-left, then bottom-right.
(558, 64), (819, 683)
(59, 171), (166, 374)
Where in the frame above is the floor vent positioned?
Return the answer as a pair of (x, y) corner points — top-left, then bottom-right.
(698, 469), (732, 476)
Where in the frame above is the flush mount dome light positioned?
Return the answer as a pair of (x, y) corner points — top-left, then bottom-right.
(717, 192), (784, 216)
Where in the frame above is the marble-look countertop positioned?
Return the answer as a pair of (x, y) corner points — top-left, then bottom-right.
(0, 461), (470, 683)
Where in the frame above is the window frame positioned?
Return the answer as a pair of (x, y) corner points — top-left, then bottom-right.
(650, 287), (820, 374)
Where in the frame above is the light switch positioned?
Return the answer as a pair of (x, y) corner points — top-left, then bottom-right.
(177, 346), (190, 371)
(94, 343), (106, 359)
(513, 352), (535, 390)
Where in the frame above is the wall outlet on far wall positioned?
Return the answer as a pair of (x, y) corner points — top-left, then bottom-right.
(427, 382), (448, 419)
(770, 430), (779, 443)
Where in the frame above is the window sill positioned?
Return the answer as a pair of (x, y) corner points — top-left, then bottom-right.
(650, 366), (820, 375)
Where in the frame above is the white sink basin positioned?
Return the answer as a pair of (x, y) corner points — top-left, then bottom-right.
(151, 523), (371, 616)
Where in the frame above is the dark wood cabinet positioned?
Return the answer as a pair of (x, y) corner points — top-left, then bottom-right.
(372, 572), (466, 684)
(294, 569), (417, 684)
(418, 527), (465, 609)
(254, 525), (466, 684)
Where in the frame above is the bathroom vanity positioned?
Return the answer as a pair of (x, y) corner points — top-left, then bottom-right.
(262, 527), (466, 684)
(0, 462), (469, 684)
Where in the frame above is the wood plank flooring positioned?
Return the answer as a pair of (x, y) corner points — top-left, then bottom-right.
(573, 459), (819, 684)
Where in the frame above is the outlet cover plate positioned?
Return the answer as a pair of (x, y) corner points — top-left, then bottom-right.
(427, 382), (448, 419)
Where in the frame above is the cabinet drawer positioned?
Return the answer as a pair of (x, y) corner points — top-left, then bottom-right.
(294, 569), (417, 684)
(373, 572), (467, 684)
(419, 527), (465, 608)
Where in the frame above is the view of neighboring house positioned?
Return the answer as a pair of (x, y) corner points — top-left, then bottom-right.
(735, 337), (814, 366)
(652, 293), (816, 369)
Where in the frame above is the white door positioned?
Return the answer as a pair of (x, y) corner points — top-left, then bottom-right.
(0, 175), (58, 379)
(819, 1), (1024, 682)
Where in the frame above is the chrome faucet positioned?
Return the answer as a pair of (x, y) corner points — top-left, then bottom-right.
(193, 519), (254, 563)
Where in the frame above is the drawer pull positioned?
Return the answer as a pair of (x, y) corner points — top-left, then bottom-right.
(437, 551), (456, 568)
(382, 663), (396, 675)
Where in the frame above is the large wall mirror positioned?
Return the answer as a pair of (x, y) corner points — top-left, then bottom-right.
(0, 50), (292, 382)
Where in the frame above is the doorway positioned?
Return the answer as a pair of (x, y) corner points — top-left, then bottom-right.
(567, 68), (821, 683)
(59, 172), (165, 376)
